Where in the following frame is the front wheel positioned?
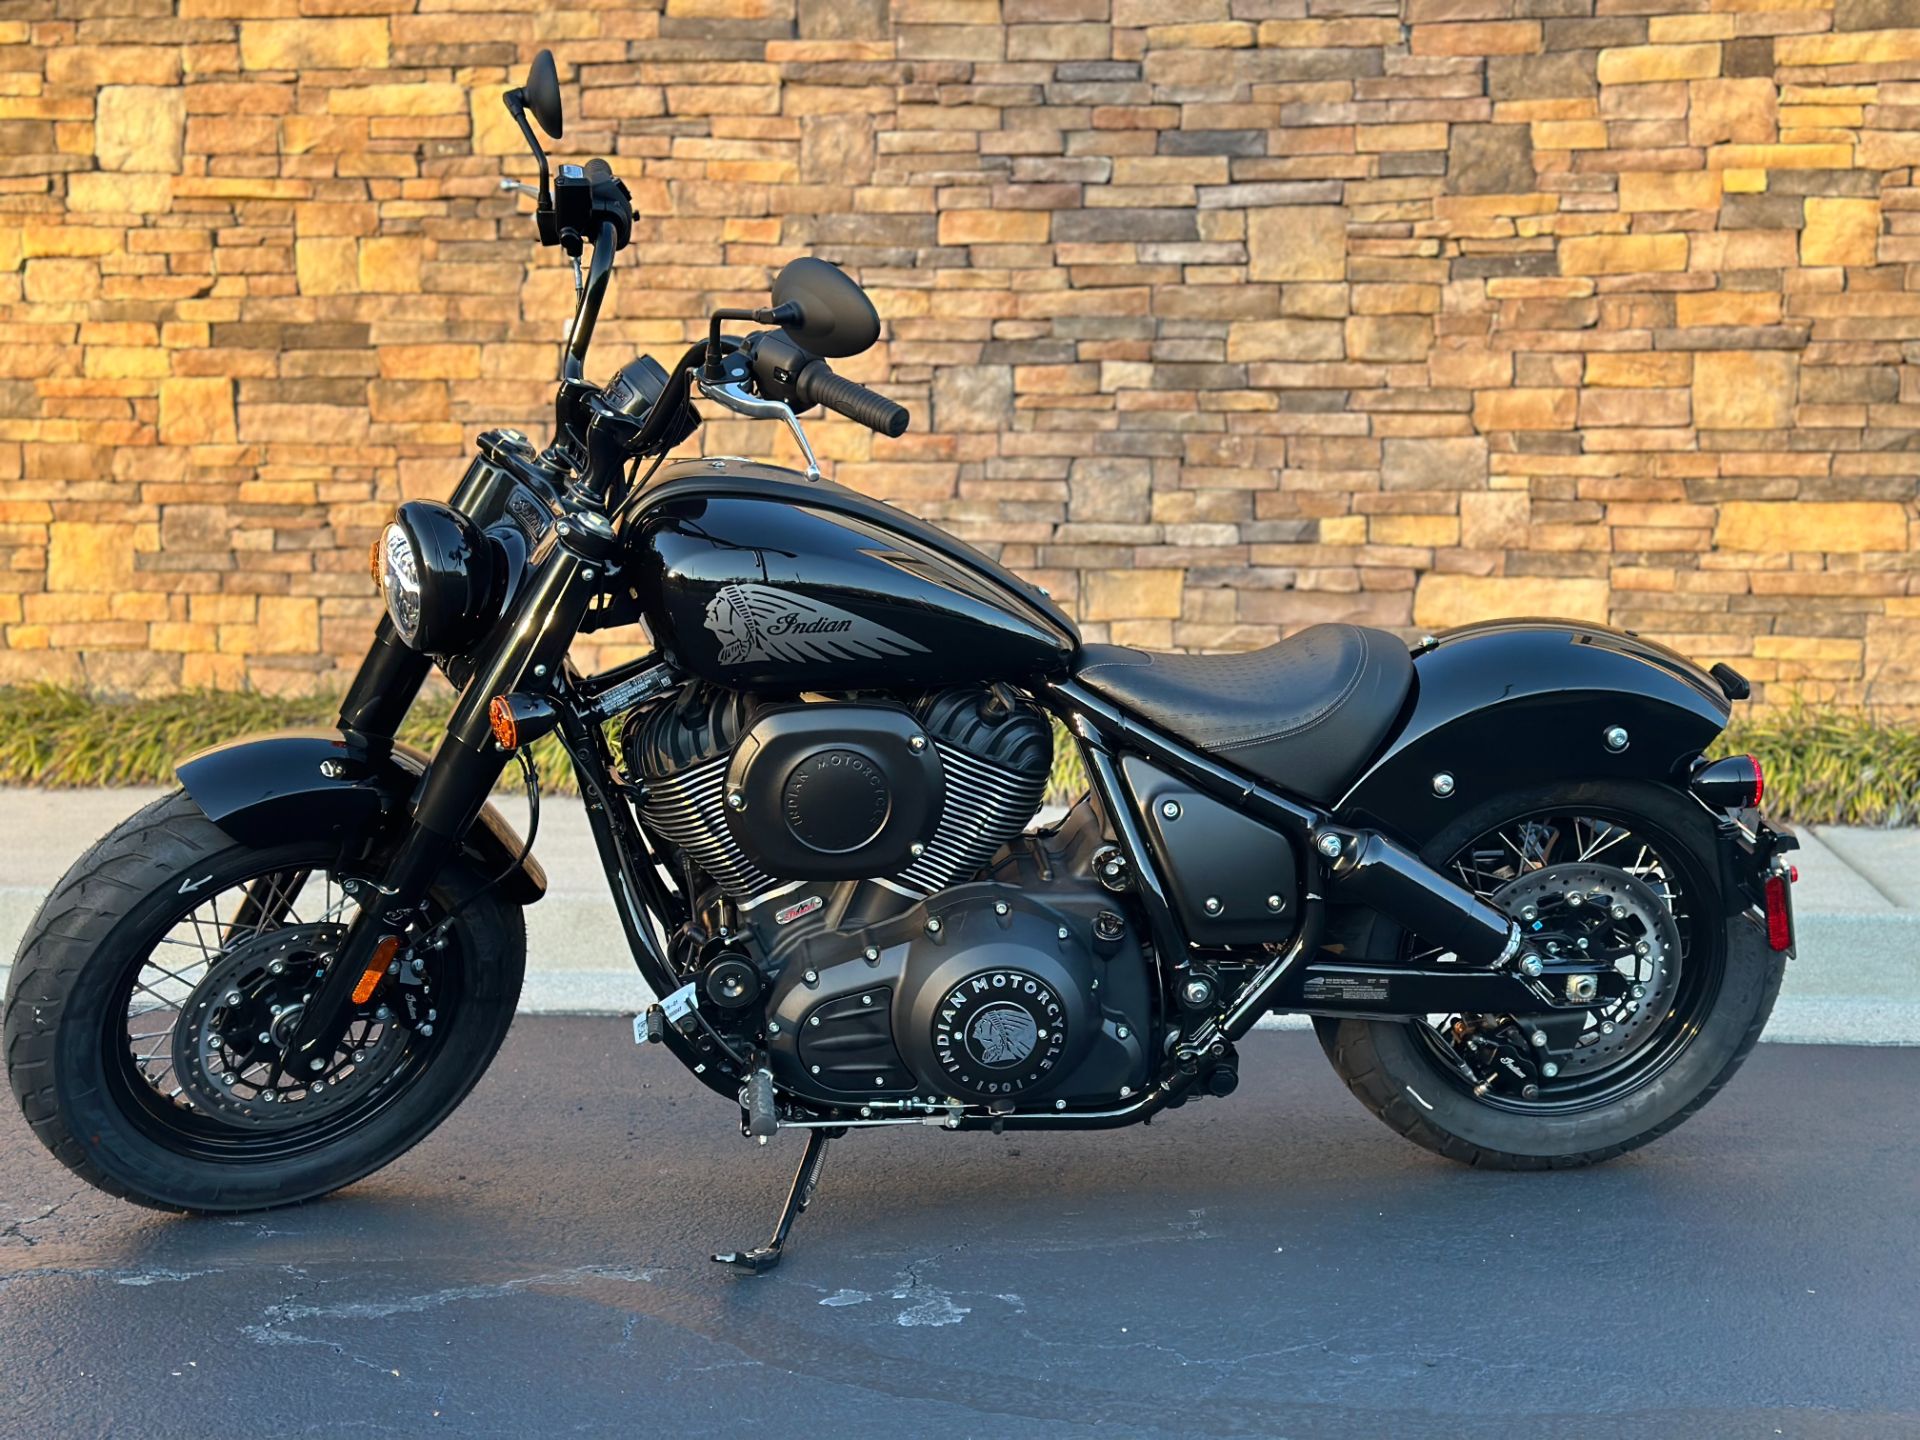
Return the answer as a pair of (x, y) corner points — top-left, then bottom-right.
(1316, 780), (1785, 1169)
(4, 789), (524, 1211)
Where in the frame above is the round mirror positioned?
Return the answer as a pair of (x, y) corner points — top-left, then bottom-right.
(771, 257), (881, 359)
(525, 50), (563, 140)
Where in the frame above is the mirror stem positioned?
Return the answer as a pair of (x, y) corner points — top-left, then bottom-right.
(503, 90), (552, 214)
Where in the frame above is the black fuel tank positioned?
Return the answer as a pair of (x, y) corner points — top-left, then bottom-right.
(629, 459), (1078, 690)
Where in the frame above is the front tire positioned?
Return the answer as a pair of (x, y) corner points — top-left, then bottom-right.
(4, 789), (525, 1211)
(1316, 780), (1785, 1170)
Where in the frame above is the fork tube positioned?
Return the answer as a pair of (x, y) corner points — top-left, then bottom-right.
(338, 616), (430, 758)
(289, 543), (598, 1064)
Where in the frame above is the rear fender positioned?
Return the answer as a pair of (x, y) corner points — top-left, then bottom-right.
(1335, 620), (1732, 842)
(176, 731), (546, 905)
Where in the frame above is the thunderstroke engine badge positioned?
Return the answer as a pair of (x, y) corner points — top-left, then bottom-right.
(703, 581), (927, 667)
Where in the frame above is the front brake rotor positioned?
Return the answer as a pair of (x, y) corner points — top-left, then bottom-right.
(1493, 862), (1683, 1073)
(172, 923), (411, 1129)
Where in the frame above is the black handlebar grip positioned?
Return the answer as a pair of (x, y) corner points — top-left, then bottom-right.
(795, 361), (911, 437)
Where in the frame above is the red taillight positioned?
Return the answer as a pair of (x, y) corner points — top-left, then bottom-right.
(1689, 754), (1765, 810)
(1763, 872), (1792, 952)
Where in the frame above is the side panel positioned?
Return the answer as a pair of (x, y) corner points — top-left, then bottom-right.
(633, 465), (1077, 689)
(1335, 621), (1731, 840)
(176, 732), (546, 905)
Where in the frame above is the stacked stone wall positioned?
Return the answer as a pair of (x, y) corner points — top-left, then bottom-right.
(2, 0), (1918, 705)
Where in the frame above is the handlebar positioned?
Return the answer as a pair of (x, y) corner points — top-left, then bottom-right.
(560, 218), (618, 383)
(792, 361), (911, 437)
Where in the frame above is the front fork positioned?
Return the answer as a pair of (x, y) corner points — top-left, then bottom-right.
(283, 540), (600, 1067)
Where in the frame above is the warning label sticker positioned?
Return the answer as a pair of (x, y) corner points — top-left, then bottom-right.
(1301, 975), (1391, 1005)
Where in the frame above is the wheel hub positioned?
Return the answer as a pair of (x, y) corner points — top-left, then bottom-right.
(1495, 861), (1682, 1073)
(171, 923), (412, 1129)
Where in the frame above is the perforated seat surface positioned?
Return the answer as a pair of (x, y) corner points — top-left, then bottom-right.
(1073, 623), (1415, 802)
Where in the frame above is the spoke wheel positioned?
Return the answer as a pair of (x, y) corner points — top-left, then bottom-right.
(108, 859), (457, 1164)
(1406, 805), (1721, 1115)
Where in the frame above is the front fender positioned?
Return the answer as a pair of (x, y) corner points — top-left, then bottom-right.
(176, 731), (546, 906)
(1335, 620), (1731, 841)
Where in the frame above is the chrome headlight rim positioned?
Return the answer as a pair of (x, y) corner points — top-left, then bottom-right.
(379, 522), (423, 645)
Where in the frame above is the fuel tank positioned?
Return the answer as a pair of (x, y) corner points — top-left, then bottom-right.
(628, 459), (1079, 690)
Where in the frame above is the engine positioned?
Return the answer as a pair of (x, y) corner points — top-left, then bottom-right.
(625, 683), (1053, 902)
(623, 685), (1155, 1109)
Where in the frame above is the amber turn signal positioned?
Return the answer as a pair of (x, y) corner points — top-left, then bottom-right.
(488, 691), (561, 753)
(352, 934), (402, 1006)
(489, 695), (519, 751)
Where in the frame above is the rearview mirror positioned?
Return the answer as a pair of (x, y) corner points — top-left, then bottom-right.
(525, 50), (563, 140)
(771, 257), (881, 360)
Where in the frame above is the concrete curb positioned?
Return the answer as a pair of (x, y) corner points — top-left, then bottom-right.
(3, 788), (1915, 1045)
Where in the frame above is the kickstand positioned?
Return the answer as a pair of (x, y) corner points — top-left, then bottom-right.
(713, 1127), (835, 1276)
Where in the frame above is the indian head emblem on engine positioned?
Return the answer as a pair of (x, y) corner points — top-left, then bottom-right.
(703, 581), (927, 668)
(967, 1003), (1039, 1068)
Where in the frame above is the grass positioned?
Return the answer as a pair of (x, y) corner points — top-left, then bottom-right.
(0, 685), (1912, 826)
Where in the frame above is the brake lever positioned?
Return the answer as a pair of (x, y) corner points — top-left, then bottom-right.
(696, 377), (822, 482)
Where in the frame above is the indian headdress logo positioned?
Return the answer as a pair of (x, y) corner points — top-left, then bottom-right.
(703, 582), (927, 667)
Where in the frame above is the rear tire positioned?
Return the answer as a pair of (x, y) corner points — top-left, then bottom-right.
(4, 789), (525, 1211)
(1315, 780), (1785, 1170)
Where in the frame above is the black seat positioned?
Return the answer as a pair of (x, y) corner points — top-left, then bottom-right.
(1073, 623), (1415, 802)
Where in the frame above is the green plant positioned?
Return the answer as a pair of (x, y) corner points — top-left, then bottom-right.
(0, 686), (1912, 827)
(1722, 703), (1920, 828)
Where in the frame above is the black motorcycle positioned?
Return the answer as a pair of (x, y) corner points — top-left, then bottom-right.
(5, 56), (1801, 1273)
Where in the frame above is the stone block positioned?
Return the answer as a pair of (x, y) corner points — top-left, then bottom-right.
(48, 523), (138, 594)
(1596, 45), (1721, 86)
(1473, 387), (1579, 430)
(1414, 575), (1610, 629)
(939, 210), (1051, 245)
(1687, 78), (1777, 147)
(1801, 197), (1879, 268)
(1559, 233), (1688, 275)
(160, 378), (236, 446)
(67, 173), (172, 215)
(1382, 436), (1489, 489)
(295, 237), (358, 296)
(240, 20), (390, 71)
(1693, 351), (1798, 430)
(1069, 457), (1152, 523)
(1446, 124), (1536, 195)
(1085, 569), (1183, 621)
(1618, 170), (1722, 212)
(1346, 315), (1431, 363)
(932, 366), (1014, 432)
(1460, 491), (1530, 549)
(1246, 206), (1346, 283)
(1227, 320), (1344, 362)
(1716, 502), (1907, 553)
(95, 86), (186, 174)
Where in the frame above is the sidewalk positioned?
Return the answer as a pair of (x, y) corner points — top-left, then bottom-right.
(4, 787), (1915, 1044)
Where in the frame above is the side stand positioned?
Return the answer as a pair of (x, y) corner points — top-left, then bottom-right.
(712, 1127), (835, 1275)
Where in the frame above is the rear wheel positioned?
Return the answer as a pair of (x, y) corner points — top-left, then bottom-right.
(1316, 780), (1783, 1169)
(4, 789), (524, 1211)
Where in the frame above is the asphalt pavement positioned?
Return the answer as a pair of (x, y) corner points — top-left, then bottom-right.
(1, 1021), (1914, 1438)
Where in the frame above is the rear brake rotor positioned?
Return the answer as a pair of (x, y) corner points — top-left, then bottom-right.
(1493, 862), (1682, 1072)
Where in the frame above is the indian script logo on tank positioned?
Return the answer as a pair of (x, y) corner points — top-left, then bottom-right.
(702, 581), (927, 668)
(933, 969), (1067, 1097)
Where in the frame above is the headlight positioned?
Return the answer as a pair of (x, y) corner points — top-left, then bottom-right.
(379, 523), (423, 643)
(374, 501), (500, 654)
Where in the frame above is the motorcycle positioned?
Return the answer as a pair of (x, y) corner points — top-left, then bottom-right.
(5, 55), (1801, 1273)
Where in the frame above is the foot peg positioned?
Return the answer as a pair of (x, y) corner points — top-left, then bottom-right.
(713, 1126), (834, 1276)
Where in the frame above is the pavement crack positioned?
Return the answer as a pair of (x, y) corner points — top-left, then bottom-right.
(0, 1186), (87, 1249)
